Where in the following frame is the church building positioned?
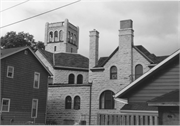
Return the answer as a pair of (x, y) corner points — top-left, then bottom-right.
(36, 19), (167, 125)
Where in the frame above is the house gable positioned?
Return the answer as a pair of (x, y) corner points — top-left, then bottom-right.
(115, 50), (180, 103)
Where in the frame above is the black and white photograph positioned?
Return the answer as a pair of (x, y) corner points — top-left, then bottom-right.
(0, 0), (179, 125)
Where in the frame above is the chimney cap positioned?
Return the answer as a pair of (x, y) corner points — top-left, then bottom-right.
(120, 19), (133, 29)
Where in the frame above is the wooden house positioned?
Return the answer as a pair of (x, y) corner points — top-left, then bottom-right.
(114, 49), (179, 125)
(0, 46), (52, 125)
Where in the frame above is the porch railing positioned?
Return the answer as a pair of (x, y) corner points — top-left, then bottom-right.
(97, 113), (158, 125)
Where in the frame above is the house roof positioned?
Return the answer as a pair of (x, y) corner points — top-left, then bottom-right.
(115, 49), (180, 98)
(95, 45), (168, 67)
(147, 89), (179, 106)
(1, 46), (53, 76)
(121, 102), (158, 111)
(38, 49), (89, 69)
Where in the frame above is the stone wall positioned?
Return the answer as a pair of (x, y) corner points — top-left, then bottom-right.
(54, 69), (89, 84)
(46, 85), (91, 125)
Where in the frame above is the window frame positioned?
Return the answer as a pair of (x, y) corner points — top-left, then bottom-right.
(59, 30), (63, 41)
(1, 98), (11, 112)
(135, 64), (143, 79)
(7, 66), (14, 78)
(77, 74), (83, 84)
(74, 96), (80, 110)
(65, 96), (72, 109)
(68, 74), (75, 84)
(99, 90), (115, 109)
(110, 66), (117, 79)
(31, 99), (38, 118)
(33, 72), (40, 89)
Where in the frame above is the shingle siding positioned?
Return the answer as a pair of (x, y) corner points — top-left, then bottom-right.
(1, 49), (49, 125)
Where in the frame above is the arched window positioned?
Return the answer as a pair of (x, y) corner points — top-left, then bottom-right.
(59, 30), (63, 41)
(49, 31), (53, 42)
(74, 96), (80, 110)
(68, 31), (70, 42)
(70, 33), (73, 43)
(135, 64), (143, 79)
(68, 74), (74, 84)
(73, 34), (76, 45)
(65, 96), (72, 109)
(54, 31), (58, 42)
(77, 74), (83, 84)
(110, 66), (117, 79)
(99, 90), (114, 109)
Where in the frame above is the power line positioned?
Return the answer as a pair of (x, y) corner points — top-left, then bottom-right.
(0, 0), (30, 13)
(0, 0), (81, 29)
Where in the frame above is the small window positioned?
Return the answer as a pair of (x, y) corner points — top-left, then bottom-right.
(31, 99), (38, 118)
(65, 96), (72, 109)
(68, 74), (74, 84)
(135, 64), (143, 79)
(24, 50), (28, 55)
(74, 96), (80, 110)
(99, 90), (114, 109)
(54, 46), (56, 52)
(77, 74), (83, 84)
(7, 66), (14, 78)
(33, 72), (40, 89)
(110, 66), (117, 79)
(71, 48), (73, 53)
(1, 98), (10, 112)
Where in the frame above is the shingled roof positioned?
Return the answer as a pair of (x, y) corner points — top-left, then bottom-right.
(39, 49), (89, 69)
(95, 45), (168, 67)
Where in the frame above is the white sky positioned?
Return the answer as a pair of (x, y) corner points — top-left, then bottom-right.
(0, 0), (179, 58)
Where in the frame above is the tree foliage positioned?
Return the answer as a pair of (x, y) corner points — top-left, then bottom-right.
(0, 31), (45, 50)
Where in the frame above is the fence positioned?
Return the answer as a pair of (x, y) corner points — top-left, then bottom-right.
(97, 113), (158, 125)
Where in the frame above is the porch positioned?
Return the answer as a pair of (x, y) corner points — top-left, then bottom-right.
(97, 113), (158, 125)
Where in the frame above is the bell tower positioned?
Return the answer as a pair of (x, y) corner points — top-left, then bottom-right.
(44, 19), (79, 53)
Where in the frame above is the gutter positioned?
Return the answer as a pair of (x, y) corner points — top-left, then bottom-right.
(89, 82), (92, 125)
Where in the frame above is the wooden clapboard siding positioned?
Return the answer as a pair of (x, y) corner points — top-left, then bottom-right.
(1, 49), (49, 124)
(126, 57), (179, 103)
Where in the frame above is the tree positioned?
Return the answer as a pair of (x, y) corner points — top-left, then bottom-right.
(36, 41), (45, 50)
(0, 31), (45, 50)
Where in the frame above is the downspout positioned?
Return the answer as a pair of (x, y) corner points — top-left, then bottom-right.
(89, 82), (92, 125)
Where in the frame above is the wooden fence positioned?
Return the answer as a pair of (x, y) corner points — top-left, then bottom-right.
(97, 114), (158, 125)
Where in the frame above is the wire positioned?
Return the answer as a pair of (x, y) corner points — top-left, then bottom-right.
(0, 0), (30, 13)
(0, 0), (81, 29)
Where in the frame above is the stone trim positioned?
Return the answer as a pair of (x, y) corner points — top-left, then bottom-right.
(54, 66), (89, 72)
(49, 83), (92, 87)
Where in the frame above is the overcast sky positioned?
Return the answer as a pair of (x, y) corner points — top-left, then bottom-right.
(1, 0), (179, 58)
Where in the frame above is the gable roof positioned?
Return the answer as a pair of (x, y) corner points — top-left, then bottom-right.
(95, 45), (168, 67)
(1, 46), (53, 76)
(115, 49), (180, 98)
(147, 89), (179, 106)
(38, 49), (89, 69)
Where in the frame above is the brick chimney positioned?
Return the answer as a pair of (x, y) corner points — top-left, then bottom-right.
(89, 29), (99, 69)
(119, 19), (134, 82)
